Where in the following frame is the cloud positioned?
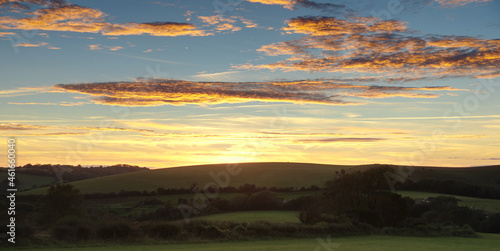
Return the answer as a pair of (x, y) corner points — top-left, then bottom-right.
(295, 137), (386, 143)
(8, 101), (89, 106)
(435, 0), (491, 7)
(0, 31), (16, 37)
(0, 123), (48, 130)
(243, 0), (345, 12)
(0, 4), (208, 37)
(192, 71), (241, 81)
(108, 45), (123, 51)
(238, 16), (500, 79)
(198, 15), (249, 33)
(68, 126), (155, 133)
(52, 78), (461, 107)
(13, 41), (48, 47)
(8, 132), (89, 136)
(0, 0), (66, 11)
(0, 86), (53, 97)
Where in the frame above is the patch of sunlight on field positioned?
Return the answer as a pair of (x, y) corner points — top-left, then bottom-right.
(188, 210), (300, 223)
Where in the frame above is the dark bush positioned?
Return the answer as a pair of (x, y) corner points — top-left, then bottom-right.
(146, 222), (181, 239)
(270, 223), (298, 235)
(96, 220), (135, 240)
(481, 213), (500, 233)
(50, 216), (92, 241)
(203, 224), (227, 239)
(246, 221), (272, 237)
(244, 190), (283, 210)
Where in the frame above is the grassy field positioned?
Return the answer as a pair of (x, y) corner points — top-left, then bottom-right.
(187, 210), (300, 223)
(397, 190), (500, 213)
(0, 170), (57, 191)
(13, 234), (500, 250)
(84, 191), (317, 217)
(20, 163), (500, 195)
(84, 189), (500, 218)
(23, 162), (351, 195)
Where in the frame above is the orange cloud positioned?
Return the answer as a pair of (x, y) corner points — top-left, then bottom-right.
(0, 31), (16, 37)
(0, 4), (208, 37)
(283, 17), (406, 36)
(0, 123), (48, 130)
(13, 41), (48, 47)
(295, 137), (386, 143)
(244, 0), (296, 9)
(435, 0), (491, 7)
(8, 101), (90, 106)
(243, 0), (345, 12)
(240, 16), (500, 79)
(198, 15), (248, 33)
(68, 126), (155, 133)
(52, 78), (461, 107)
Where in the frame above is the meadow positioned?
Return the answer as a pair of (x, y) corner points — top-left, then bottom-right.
(20, 163), (500, 195)
(14, 234), (500, 251)
(397, 190), (500, 213)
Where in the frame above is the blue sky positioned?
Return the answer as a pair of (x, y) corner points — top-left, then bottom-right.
(0, 0), (499, 168)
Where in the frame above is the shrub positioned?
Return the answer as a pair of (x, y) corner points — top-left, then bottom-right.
(147, 222), (181, 239)
(50, 216), (92, 241)
(96, 220), (135, 240)
(481, 213), (500, 233)
(246, 221), (272, 237)
(270, 223), (298, 235)
(203, 224), (227, 239)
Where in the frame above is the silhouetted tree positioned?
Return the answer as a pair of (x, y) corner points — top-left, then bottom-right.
(37, 183), (86, 226)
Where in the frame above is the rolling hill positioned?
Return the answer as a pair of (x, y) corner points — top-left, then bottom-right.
(20, 162), (500, 195)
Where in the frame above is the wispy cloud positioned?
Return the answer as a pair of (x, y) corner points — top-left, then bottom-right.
(295, 137), (386, 143)
(243, 0), (345, 13)
(192, 71), (241, 81)
(434, 0), (491, 7)
(8, 101), (90, 106)
(68, 126), (155, 133)
(52, 78), (462, 107)
(13, 41), (48, 47)
(0, 86), (53, 97)
(0, 123), (48, 130)
(0, 31), (16, 37)
(88, 44), (124, 51)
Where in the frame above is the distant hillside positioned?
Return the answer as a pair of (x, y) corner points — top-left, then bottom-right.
(23, 162), (352, 194)
(0, 164), (149, 191)
(21, 162), (500, 195)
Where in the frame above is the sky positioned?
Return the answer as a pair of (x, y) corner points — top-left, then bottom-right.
(0, 0), (499, 168)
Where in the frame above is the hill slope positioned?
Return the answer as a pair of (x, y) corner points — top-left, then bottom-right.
(22, 162), (500, 195)
(23, 162), (354, 194)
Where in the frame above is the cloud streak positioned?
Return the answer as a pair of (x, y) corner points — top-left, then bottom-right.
(52, 78), (462, 107)
(0, 123), (48, 130)
(243, 0), (345, 13)
(295, 137), (386, 143)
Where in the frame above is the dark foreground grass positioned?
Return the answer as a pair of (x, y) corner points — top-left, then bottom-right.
(12, 234), (500, 251)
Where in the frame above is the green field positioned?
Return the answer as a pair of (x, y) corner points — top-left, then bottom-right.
(20, 163), (500, 195)
(0, 170), (57, 191)
(23, 162), (351, 195)
(13, 234), (500, 251)
(188, 210), (300, 223)
(397, 190), (500, 213)
(84, 191), (317, 216)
